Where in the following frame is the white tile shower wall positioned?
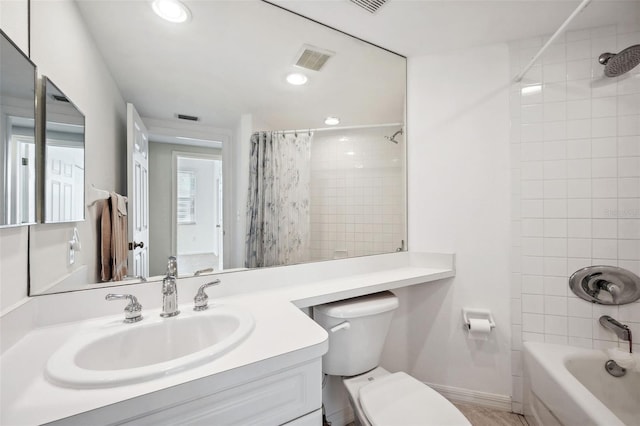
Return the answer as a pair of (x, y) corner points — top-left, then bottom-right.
(310, 127), (406, 261)
(510, 24), (640, 413)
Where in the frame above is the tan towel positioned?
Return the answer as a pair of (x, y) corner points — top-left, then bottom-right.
(110, 192), (128, 281)
(100, 199), (112, 281)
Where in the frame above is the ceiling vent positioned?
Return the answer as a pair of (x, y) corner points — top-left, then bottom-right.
(349, 0), (388, 13)
(295, 45), (335, 72)
(176, 113), (199, 122)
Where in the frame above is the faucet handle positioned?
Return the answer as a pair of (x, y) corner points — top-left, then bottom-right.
(106, 293), (143, 323)
(194, 267), (214, 276)
(602, 282), (622, 304)
(193, 279), (221, 311)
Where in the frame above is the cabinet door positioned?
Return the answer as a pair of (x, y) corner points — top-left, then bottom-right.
(283, 409), (322, 426)
(120, 359), (322, 426)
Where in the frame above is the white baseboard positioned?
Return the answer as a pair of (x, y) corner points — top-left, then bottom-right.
(425, 382), (512, 412)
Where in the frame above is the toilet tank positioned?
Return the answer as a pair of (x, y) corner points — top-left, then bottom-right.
(313, 291), (399, 376)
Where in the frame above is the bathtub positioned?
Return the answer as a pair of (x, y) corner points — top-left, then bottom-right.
(523, 342), (639, 426)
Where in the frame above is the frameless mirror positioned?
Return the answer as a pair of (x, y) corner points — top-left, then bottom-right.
(41, 76), (85, 223)
(0, 29), (36, 227)
(28, 0), (406, 295)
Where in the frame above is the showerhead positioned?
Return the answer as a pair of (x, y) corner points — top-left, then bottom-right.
(599, 44), (640, 77)
(385, 128), (403, 144)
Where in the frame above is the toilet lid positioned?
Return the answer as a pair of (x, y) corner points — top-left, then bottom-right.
(359, 372), (471, 426)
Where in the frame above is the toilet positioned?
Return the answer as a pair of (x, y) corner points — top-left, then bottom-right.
(313, 291), (471, 426)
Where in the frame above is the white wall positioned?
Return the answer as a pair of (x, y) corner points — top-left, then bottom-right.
(395, 43), (512, 396)
(510, 23), (640, 413)
(0, 0), (28, 53)
(228, 114), (253, 269)
(1, 0), (126, 306)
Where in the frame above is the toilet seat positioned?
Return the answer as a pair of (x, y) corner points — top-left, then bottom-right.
(358, 372), (471, 426)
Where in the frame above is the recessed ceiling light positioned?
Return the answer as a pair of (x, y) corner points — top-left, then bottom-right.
(345, 151), (355, 156)
(339, 136), (349, 142)
(324, 116), (340, 126)
(152, 0), (191, 23)
(286, 73), (308, 86)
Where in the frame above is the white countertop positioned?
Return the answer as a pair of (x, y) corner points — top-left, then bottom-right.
(0, 252), (455, 425)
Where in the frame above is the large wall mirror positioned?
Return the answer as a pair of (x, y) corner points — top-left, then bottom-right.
(0, 29), (36, 227)
(41, 76), (85, 223)
(28, 0), (406, 295)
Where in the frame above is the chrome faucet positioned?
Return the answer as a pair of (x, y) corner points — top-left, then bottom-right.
(167, 255), (178, 277)
(160, 275), (180, 318)
(600, 315), (633, 352)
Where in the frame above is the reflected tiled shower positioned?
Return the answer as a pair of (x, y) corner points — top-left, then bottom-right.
(309, 126), (406, 261)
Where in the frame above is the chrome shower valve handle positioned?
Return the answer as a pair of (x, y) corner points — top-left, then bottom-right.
(194, 279), (221, 311)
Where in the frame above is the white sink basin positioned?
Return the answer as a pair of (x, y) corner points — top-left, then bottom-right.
(45, 305), (254, 388)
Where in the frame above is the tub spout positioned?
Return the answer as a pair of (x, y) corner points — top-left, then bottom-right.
(599, 315), (632, 352)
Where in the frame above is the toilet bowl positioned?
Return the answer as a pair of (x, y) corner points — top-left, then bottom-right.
(343, 367), (470, 426)
(313, 292), (471, 426)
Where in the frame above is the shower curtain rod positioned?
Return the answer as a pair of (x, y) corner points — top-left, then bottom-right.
(514, 0), (592, 82)
(261, 122), (404, 135)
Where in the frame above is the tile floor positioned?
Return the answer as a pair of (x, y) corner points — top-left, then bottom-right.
(453, 402), (529, 426)
(343, 402), (528, 426)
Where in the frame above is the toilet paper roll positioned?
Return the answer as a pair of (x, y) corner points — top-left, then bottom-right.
(468, 318), (492, 340)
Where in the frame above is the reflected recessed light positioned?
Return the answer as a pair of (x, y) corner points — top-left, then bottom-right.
(152, 0), (191, 23)
(324, 116), (340, 125)
(339, 136), (349, 142)
(521, 84), (542, 95)
(345, 151), (355, 156)
(286, 73), (308, 85)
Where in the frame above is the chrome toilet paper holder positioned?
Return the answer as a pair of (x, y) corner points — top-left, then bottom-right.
(462, 308), (496, 330)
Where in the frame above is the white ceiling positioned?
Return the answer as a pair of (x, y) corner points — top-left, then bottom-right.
(76, 0), (639, 134)
(273, 0), (640, 57)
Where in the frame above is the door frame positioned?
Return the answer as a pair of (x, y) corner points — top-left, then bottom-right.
(126, 103), (150, 278)
(170, 151), (223, 267)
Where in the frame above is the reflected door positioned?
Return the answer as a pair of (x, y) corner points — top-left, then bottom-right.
(175, 155), (222, 274)
(126, 103), (149, 278)
(45, 144), (82, 222)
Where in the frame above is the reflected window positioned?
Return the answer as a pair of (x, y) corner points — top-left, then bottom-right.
(177, 170), (196, 224)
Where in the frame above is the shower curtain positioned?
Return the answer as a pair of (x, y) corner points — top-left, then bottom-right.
(245, 131), (312, 268)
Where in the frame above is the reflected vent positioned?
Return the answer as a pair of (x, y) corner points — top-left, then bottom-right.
(176, 114), (199, 122)
(350, 0), (388, 13)
(295, 45), (335, 72)
(52, 94), (69, 102)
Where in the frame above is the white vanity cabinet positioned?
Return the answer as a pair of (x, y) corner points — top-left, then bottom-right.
(47, 359), (322, 426)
